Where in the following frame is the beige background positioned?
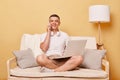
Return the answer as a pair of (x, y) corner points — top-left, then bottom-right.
(0, 0), (120, 80)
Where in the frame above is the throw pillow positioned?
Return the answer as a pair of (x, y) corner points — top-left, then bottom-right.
(81, 49), (106, 70)
(13, 48), (38, 69)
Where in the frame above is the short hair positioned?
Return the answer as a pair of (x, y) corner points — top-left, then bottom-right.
(49, 14), (60, 20)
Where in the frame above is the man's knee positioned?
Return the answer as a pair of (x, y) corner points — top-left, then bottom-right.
(36, 54), (47, 66)
(76, 55), (83, 62)
(71, 55), (83, 65)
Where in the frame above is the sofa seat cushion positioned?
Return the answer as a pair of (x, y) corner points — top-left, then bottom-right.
(10, 67), (108, 78)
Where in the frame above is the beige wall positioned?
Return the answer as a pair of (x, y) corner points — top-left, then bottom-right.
(0, 0), (120, 80)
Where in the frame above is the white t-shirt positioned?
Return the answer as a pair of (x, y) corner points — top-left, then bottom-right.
(40, 31), (69, 56)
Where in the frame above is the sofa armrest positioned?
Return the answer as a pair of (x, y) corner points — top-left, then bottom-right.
(7, 57), (17, 78)
(102, 59), (109, 79)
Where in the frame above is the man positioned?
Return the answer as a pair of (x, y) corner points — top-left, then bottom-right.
(36, 14), (83, 72)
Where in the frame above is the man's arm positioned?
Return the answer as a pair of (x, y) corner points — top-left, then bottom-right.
(40, 25), (51, 52)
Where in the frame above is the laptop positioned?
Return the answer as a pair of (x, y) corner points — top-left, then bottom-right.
(49, 40), (87, 60)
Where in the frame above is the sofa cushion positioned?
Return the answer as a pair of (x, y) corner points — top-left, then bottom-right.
(81, 49), (106, 70)
(13, 48), (38, 69)
(20, 34), (43, 58)
(10, 66), (108, 78)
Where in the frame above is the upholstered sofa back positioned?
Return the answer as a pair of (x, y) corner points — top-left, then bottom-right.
(20, 34), (97, 58)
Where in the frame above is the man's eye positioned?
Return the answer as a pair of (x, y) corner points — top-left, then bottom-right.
(50, 20), (53, 22)
(55, 20), (59, 22)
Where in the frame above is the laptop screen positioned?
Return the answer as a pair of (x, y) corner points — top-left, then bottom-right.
(63, 40), (87, 56)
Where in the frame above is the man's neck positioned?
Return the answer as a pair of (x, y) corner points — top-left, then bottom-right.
(52, 29), (59, 35)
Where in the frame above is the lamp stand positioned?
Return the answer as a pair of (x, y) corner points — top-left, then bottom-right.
(97, 22), (104, 49)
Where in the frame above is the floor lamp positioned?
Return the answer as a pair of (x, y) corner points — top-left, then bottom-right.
(89, 5), (110, 49)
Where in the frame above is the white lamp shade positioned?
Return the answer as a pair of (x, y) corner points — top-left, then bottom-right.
(89, 5), (110, 23)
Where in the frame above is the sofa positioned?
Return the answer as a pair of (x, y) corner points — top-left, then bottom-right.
(7, 34), (109, 80)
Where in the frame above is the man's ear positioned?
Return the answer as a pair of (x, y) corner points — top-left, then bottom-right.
(59, 21), (61, 25)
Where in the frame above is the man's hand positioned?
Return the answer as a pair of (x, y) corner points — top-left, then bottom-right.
(47, 24), (52, 32)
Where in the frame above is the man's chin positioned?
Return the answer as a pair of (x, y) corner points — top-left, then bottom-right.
(52, 27), (57, 30)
